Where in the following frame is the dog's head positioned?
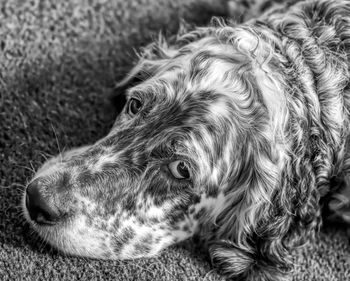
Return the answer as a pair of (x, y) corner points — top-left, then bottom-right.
(23, 21), (321, 279)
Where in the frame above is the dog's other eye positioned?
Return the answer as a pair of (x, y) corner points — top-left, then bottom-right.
(128, 98), (143, 115)
(168, 160), (190, 179)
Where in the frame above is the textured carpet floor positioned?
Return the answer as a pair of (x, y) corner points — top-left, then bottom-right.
(0, 0), (349, 280)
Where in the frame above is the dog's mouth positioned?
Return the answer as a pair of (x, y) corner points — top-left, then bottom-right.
(22, 187), (136, 260)
(22, 199), (116, 259)
(22, 187), (187, 260)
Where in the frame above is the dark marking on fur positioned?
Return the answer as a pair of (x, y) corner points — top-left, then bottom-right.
(75, 169), (93, 187)
(56, 172), (71, 192)
(194, 207), (206, 220)
(111, 227), (136, 254)
(206, 184), (219, 198)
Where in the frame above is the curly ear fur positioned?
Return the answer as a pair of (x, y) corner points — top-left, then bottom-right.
(208, 105), (322, 281)
(207, 120), (320, 281)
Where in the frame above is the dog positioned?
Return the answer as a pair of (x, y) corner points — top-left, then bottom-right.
(22, 0), (350, 280)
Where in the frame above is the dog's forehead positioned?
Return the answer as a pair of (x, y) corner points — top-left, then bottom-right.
(129, 58), (235, 124)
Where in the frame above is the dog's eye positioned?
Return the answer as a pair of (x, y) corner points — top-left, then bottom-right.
(168, 160), (190, 179)
(128, 98), (142, 115)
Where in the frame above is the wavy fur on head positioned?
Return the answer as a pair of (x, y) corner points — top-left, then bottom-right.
(23, 1), (350, 281)
(119, 0), (350, 279)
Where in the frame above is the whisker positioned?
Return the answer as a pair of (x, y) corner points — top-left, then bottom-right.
(50, 123), (63, 163)
(0, 182), (27, 191)
(15, 164), (36, 174)
(29, 161), (36, 173)
(38, 152), (49, 161)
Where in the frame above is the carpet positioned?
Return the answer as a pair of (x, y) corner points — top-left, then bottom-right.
(0, 0), (349, 280)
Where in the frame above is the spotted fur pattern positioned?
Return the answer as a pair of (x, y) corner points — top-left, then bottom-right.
(23, 0), (350, 280)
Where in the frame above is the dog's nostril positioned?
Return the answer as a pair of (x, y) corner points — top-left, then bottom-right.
(26, 179), (61, 225)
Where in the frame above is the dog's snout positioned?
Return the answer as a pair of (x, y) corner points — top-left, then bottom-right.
(26, 179), (60, 225)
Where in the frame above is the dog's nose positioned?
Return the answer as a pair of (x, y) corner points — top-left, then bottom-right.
(26, 179), (60, 225)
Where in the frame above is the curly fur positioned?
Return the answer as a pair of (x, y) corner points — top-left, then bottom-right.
(23, 1), (350, 280)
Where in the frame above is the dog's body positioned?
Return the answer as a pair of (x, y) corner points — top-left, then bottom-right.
(23, 0), (350, 280)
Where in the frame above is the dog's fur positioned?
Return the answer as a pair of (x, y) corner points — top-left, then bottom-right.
(23, 0), (350, 280)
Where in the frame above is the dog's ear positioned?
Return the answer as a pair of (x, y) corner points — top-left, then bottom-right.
(200, 28), (322, 278)
(207, 125), (321, 280)
(207, 101), (324, 281)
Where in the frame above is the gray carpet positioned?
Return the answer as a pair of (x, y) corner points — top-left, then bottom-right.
(0, 0), (349, 280)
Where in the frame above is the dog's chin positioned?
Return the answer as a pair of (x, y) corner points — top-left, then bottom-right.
(22, 197), (116, 259)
